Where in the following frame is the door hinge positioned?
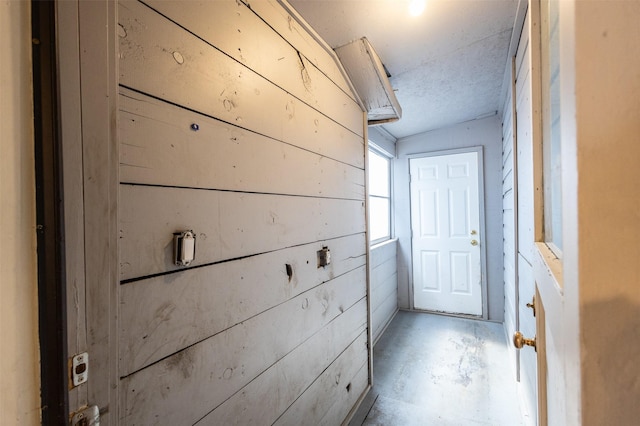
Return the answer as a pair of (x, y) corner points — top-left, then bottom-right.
(70, 405), (100, 426)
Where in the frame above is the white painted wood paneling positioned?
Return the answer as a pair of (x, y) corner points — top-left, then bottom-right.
(75, 2), (120, 422)
(142, 0), (363, 136)
(119, 234), (366, 375)
(369, 240), (398, 343)
(119, 185), (365, 280)
(120, 276), (366, 425)
(115, 1), (367, 423)
(512, 10), (538, 423)
(334, 38), (402, 124)
(502, 54), (518, 386)
(118, 0), (364, 169)
(274, 351), (368, 426)
(371, 272), (398, 343)
(199, 328), (368, 425)
(244, 0), (357, 102)
(119, 89), (364, 200)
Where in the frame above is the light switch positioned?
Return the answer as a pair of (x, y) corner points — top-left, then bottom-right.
(174, 230), (196, 266)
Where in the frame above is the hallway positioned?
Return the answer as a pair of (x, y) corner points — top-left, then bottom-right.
(351, 311), (526, 425)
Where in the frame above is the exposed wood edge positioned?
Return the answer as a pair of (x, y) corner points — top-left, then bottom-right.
(535, 286), (548, 426)
(362, 117), (374, 391)
(276, 0), (366, 113)
(369, 117), (399, 126)
(510, 54), (521, 382)
(534, 243), (564, 296)
(498, 0), (529, 117)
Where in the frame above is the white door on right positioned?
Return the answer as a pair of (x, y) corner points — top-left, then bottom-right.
(410, 151), (483, 316)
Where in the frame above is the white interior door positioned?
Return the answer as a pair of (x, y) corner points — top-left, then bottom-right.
(410, 151), (483, 316)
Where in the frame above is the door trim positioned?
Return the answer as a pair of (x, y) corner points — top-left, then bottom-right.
(33, 0), (68, 422)
(407, 146), (488, 320)
(58, 0), (119, 421)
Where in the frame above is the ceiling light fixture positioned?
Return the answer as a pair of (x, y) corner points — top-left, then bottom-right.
(408, 0), (426, 17)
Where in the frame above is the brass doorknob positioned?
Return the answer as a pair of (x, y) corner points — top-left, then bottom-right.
(470, 239), (478, 246)
(513, 331), (536, 351)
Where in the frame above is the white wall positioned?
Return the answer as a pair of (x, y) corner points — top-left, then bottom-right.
(0, 1), (40, 424)
(369, 126), (397, 157)
(569, 1), (640, 423)
(394, 116), (504, 321)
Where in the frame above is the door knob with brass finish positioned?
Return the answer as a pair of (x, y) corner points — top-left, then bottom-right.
(513, 331), (536, 351)
(470, 239), (478, 246)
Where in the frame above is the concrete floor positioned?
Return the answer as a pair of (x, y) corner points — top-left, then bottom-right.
(350, 311), (525, 426)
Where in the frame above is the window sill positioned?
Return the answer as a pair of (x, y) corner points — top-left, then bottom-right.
(370, 238), (398, 250)
(535, 242), (564, 292)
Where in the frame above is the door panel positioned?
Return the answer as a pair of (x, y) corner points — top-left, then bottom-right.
(512, 2), (571, 425)
(410, 151), (483, 315)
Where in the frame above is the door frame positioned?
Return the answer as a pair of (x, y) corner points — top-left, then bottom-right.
(57, 0), (119, 422)
(33, 1), (68, 423)
(407, 146), (488, 320)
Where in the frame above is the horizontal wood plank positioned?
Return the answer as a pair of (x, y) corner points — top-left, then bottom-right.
(119, 89), (364, 200)
(371, 257), (397, 293)
(320, 361), (369, 425)
(370, 239), (396, 267)
(142, 0), (363, 135)
(371, 271), (398, 313)
(120, 270), (367, 425)
(372, 293), (398, 344)
(198, 326), (368, 425)
(118, 0), (364, 169)
(273, 335), (368, 426)
(119, 184), (366, 280)
(119, 233), (366, 375)
(243, 0), (356, 103)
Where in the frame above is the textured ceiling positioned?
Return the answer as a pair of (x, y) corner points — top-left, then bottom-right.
(288, 0), (519, 139)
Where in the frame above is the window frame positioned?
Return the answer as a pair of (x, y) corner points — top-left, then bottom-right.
(540, 0), (563, 259)
(367, 145), (393, 245)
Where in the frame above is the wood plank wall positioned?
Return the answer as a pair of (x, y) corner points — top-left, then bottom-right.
(116, 1), (367, 424)
(502, 58), (517, 364)
(506, 10), (538, 423)
(370, 240), (398, 344)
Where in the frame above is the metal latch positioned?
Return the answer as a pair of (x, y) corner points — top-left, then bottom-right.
(71, 352), (88, 387)
(526, 294), (536, 317)
(71, 405), (100, 426)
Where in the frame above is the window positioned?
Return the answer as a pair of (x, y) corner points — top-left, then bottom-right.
(541, 0), (563, 256)
(368, 148), (392, 243)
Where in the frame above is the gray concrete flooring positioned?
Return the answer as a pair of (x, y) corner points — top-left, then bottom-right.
(350, 311), (524, 426)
